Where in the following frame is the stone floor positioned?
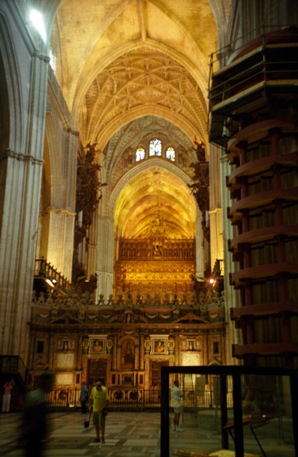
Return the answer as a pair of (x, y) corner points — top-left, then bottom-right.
(1, 410), (161, 457)
(0, 410), (295, 457)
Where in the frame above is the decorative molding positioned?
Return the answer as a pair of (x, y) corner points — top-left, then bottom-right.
(42, 206), (76, 217)
(0, 148), (43, 165)
(32, 49), (50, 63)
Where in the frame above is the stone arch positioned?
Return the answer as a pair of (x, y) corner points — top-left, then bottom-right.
(94, 105), (205, 154)
(108, 157), (197, 220)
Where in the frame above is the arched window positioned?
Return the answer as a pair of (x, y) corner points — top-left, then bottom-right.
(149, 139), (162, 156)
(165, 146), (175, 161)
(136, 147), (145, 161)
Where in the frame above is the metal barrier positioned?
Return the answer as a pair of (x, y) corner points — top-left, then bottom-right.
(45, 386), (232, 412)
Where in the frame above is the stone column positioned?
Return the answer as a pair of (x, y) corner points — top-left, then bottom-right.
(95, 214), (114, 299)
(36, 124), (78, 281)
(208, 143), (224, 273)
(39, 206), (76, 280)
(0, 43), (49, 364)
(209, 207), (223, 272)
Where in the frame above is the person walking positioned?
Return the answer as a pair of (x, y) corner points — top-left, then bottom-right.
(80, 381), (89, 414)
(2, 380), (14, 412)
(21, 371), (54, 457)
(172, 379), (184, 432)
(89, 380), (109, 443)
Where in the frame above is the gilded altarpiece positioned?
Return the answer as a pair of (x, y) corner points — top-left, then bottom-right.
(28, 290), (226, 401)
(115, 238), (196, 299)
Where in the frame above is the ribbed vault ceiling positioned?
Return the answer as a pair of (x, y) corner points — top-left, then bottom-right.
(82, 47), (207, 146)
(51, 0), (223, 146)
(114, 167), (196, 239)
(50, 0), (226, 240)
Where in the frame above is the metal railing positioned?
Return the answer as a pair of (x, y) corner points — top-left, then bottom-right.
(209, 25), (298, 76)
(44, 386), (233, 412)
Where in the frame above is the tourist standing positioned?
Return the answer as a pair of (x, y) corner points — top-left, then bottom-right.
(80, 381), (89, 414)
(89, 381), (109, 443)
(2, 380), (14, 412)
(171, 379), (184, 432)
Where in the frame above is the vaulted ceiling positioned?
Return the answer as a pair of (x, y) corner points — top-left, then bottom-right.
(49, 0), (227, 239)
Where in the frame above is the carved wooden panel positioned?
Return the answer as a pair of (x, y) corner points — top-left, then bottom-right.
(150, 360), (169, 387)
(88, 359), (107, 386)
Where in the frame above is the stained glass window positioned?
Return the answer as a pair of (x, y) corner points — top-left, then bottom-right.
(166, 147), (175, 161)
(149, 139), (162, 156)
(136, 147), (145, 161)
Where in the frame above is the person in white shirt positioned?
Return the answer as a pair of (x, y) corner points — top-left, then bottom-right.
(171, 379), (184, 431)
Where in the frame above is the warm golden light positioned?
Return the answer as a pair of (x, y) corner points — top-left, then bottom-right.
(114, 168), (196, 239)
(208, 277), (216, 286)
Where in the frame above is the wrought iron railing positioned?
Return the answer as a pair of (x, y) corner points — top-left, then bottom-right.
(44, 386), (233, 411)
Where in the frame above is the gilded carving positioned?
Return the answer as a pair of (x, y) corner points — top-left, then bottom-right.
(115, 248), (196, 300)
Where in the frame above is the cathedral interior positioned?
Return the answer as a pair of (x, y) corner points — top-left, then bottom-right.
(0, 0), (298, 409)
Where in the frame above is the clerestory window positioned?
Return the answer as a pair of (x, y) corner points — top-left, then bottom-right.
(136, 147), (146, 161)
(165, 146), (175, 161)
(149, 138), (162, 156)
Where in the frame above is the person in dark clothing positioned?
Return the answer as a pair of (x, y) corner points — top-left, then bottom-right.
(80, 381), (89, 414)
(21, 371), (54, 457)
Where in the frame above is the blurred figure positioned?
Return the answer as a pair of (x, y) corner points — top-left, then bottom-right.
(21, 371), (54, 457)
(171, 379), (184, 432)
(2, 379), (14, 412)
(80, 381), (89, 414)
(89, 380), (109, 443)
